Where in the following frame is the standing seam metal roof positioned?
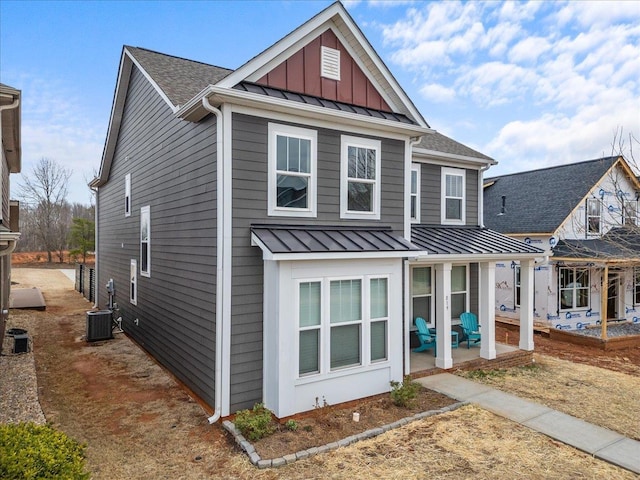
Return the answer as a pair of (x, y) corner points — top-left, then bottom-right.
(411, 225), (544, 255)
(234, 82), (416, 124)
(251, 225), (418, 254)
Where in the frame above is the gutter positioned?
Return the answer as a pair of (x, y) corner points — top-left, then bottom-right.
(201, 96), (226, 424)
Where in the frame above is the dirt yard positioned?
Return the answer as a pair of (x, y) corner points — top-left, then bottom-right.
(5, 267), (639, 479)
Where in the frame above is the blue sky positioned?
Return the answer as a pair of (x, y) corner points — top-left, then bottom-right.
(2, 0), (639, 205)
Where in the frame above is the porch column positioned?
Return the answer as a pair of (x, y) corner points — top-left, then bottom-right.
(519, 259), (535, 350)
(435, 262), (453, 369)
(479, 262), (496, 359)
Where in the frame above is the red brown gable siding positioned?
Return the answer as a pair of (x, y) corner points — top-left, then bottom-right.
(257, 29), (391, 112)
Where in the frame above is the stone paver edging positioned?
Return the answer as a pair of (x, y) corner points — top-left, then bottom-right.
(222, 401), (468, 469)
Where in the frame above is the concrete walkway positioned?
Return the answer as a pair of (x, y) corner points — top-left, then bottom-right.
(417, 373), (640, 474)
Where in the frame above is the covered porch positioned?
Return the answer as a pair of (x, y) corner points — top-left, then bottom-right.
(405, 226), (545, 375)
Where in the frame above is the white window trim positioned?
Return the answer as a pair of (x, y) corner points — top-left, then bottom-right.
(295, 274), (390, 380)
(558, 266), (591, 311)
(130, 259), (137, 305)
(340, 135), (381, 220)
(125, 173), (131, 217)
(267, 123), (317, 218)
(140, 205), (150, 278)
(586, 198), (601, 235)
(441, 167), (466, 225)
(451, 264), (469, 320)
(410, 266), (434, 328)
(624, 199), (638, 226)
(514, 265), (521, 308)
(410, 163), (421, 223)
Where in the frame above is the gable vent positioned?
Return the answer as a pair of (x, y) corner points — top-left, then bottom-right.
(321, 46), (340, 81)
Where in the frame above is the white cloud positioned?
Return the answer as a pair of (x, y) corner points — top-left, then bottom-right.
(419, 83), (456, 103)
(10, 73), (104, 205)
(508, 36), (551, 64)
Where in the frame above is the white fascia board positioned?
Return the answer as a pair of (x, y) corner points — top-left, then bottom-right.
(331, 9), (428, 127)
(410, 252), (545, 263)
(125, 49), (178, 113)
(179, 86), (431, 137)
(215, 3), (343, 90)
(95, 53), (132, 187)
(413, 147), (497, 169)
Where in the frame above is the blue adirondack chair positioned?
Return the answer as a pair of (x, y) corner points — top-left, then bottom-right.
(460, 312), (481, 348)
(413, 317), (436, 355)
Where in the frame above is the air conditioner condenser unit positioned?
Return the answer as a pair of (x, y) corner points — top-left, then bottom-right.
(86, 310), (113, 342)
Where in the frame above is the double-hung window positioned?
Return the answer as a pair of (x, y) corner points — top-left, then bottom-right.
(624, 200), (638, 226)
(451, 265), (468, 319)
(125, 173), (131, 217)
(297, 275), (389, 377)
(140, 206), (150, 277)
(341, 136), (381, 219)
(130, 259), (137, 305)
(268, 123), (317, 217)
(411, 267), (433, 327)
(410, 164), (421, 223)
(442, 167), (465, 224)
(514, 265), (521, 307)
(559, 267), (589, 310)
(586, 198), (601, 235)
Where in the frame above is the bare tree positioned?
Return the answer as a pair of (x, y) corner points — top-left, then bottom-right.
(18, 158), (72, 262)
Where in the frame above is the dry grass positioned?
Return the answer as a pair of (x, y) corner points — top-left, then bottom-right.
(458, 355), (640, 441)
(5, 268), (639, 479)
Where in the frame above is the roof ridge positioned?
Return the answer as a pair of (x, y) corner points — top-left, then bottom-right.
(486, 156), (619, 181)
(125, 45), (233, 73)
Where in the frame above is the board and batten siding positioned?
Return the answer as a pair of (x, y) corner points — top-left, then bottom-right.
(419, 163), (479, 226)
(229, 112), (406, 412)
(96, 65), (218, 407)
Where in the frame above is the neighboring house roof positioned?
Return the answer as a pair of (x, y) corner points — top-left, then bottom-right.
(0, 82), (21, 173)
(125, 47), (233, 108)
(251, 224), (418, 260)
(411, 225), (544, 258)
(414, 131), (495, 165)
(234, 82), (416, 125)
(483, 156), (621, 235)
(552, 227), (640, 262)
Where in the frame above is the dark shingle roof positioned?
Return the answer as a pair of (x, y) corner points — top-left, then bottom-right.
(416, 132), (494, 162)
(251, 225), (418, 254)
(483, 157), (619, 234)
(235, 82), (416, 124)
(126, 46), (233, 107)
(411, 225), (543, 256)
(552, 227), (640, 261)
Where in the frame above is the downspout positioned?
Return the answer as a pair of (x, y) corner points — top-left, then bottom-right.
(202, 96), (225, 424)
(404, 136), (422, 376)
(0, 94), (20, 232)
(90, 184), (99, 308)
(479, 164), (491, 227)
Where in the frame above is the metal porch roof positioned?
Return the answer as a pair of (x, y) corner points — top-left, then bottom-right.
(235, 82), (416, 125)
(251, 224), (418, 256)
(411, 225), (544, 256)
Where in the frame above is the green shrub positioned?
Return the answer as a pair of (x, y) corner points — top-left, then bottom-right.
(234, 403), (276, 441)
(390, 376), (421, 408)
(284, 419), (298, 432)
(0, 422), (89, 480)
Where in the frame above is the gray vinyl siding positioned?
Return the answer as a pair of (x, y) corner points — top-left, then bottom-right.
(229, 113), (406, 412)
(470, 262), (479, 314)
(96, 66), (217, 407)
(419, 163), (479, 226)
(1, 158), (8, 222)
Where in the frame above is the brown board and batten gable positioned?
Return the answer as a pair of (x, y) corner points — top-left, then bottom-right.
(256, 29), (390, 112)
